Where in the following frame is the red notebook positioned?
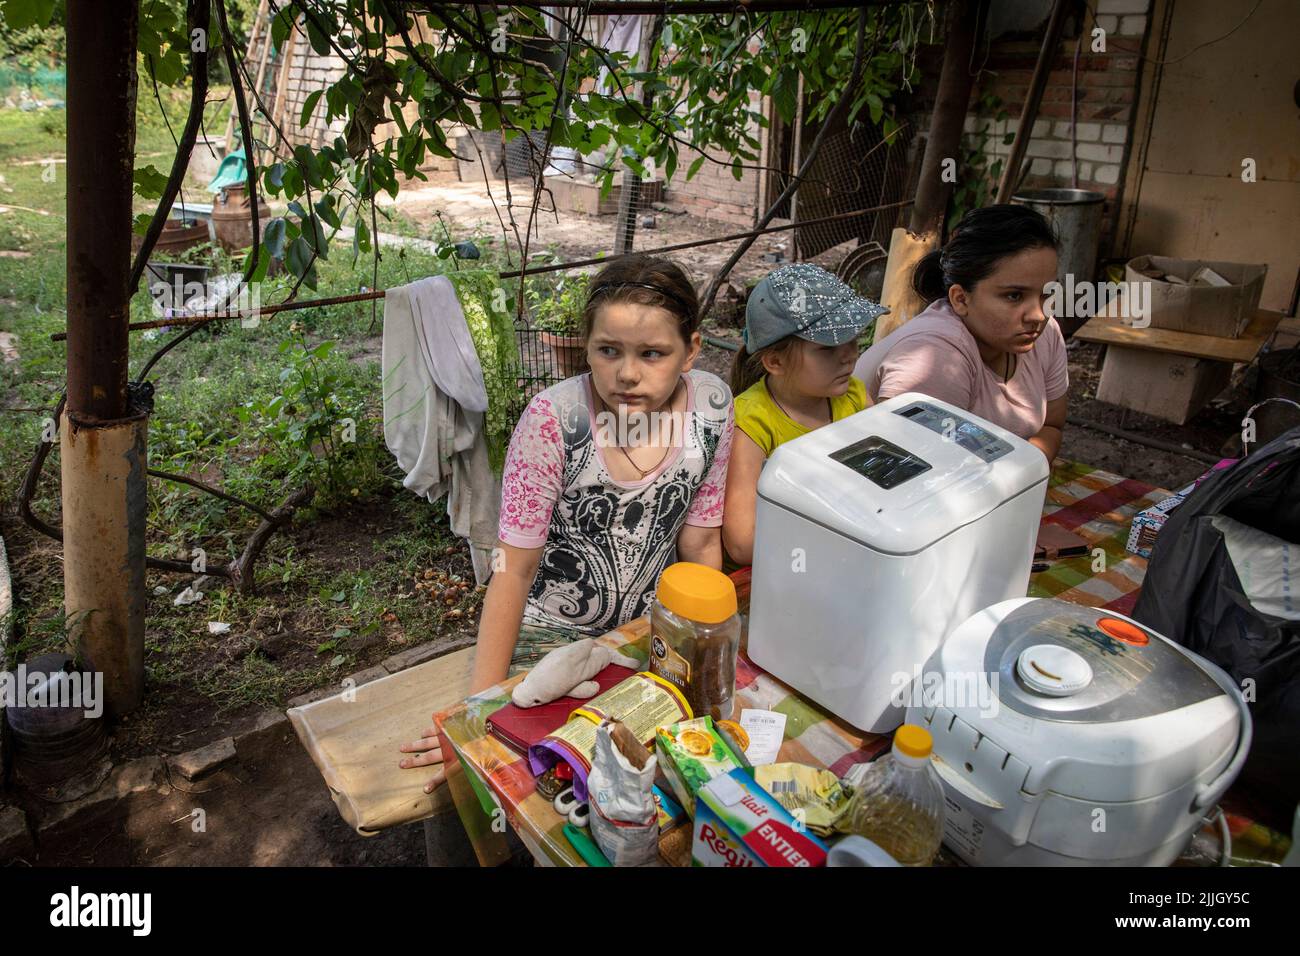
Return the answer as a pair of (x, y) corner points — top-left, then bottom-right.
(485, 665), (638, 756)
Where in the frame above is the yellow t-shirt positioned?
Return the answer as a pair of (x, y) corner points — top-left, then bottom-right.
(734, 375), (870, 457)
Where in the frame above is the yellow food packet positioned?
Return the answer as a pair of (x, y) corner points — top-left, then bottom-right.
(754, 763), (853, 836)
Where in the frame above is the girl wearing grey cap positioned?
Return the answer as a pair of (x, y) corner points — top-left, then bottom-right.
(854, 205), (1068, 461)
(722, 263), (888, 567)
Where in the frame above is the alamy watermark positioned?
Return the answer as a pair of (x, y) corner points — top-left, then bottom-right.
(1044, 275), (1151, 326)
(1, 664), (103, 719)
(890, 666), (999, 719)
(592, 408), (700, 458)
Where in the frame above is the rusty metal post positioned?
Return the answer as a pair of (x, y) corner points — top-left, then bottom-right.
(612, 14), (664, 255)
(62, 0), (147, 717)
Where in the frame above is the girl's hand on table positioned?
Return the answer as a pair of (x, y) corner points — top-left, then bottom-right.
(398, 723), (447, 793)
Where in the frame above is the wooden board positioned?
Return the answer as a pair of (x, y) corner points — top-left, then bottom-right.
(287, 646), (476, 833)
(1075, 308), (1282, 363)
(1116, 0), (1300, 312)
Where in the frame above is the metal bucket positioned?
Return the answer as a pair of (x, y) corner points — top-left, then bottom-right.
(188, 134), (224, 185)
(6, 653), (109, 788)
(1012, 188), (1105, 334)
(211, 184), (269, 254)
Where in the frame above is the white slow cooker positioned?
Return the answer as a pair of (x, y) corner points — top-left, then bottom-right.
(905, 598), (1252, 866)
(747, 393), (1049, 733)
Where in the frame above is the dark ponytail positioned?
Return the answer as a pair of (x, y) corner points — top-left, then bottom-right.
(912, 204), (1058, 303)
(730, 337), (801, 397)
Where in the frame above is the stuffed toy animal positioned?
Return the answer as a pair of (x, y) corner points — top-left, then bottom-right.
(511, 639), (641, 708)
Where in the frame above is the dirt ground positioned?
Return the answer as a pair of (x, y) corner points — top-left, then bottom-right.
(0, 488), (482, 772)
(25, 728), (434, 867)
(374, 178), (846, 318)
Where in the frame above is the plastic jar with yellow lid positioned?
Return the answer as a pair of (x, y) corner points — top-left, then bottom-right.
(649, 562), (741, 721)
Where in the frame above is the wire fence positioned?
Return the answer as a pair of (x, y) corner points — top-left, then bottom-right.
(0, 63), (65, 103)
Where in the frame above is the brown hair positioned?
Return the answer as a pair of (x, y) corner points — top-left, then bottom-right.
(729, 337), (802, 396)
(582, 254), (700, 345)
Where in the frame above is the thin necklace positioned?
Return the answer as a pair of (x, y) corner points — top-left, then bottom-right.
(768, 382), (833, 427)
(595, 382), (679, 479)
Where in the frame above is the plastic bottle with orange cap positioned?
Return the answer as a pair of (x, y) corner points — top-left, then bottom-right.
(844, 724), (947, 866)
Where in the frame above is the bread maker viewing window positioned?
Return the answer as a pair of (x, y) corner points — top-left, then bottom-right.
(829, 435), (931, 489)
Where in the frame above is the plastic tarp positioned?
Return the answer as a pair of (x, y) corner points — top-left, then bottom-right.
(1133, 428), (1300, 810)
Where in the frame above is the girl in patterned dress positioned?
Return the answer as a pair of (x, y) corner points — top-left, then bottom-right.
(463, 254), (735, 693)
(401, 254), (735, 799)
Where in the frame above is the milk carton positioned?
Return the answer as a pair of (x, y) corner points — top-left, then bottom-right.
(691, 768), (828, 867)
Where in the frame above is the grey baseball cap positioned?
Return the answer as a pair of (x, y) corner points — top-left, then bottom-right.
(742, 263), (889, 352)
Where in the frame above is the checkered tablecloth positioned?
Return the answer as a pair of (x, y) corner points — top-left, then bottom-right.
(436, 460), (1169, 866)
(1029, 459), (1170, 617)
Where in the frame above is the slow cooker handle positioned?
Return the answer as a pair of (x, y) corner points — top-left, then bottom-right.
(1192, 661), (1254, 813)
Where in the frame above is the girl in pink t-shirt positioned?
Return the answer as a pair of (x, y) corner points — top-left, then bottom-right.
(854, 205), (1068, 460)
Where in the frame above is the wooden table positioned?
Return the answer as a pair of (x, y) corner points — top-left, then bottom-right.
(435, 460), (1172, 866)
(1076, 307), (1284, 424)
(1075, 306), (1283, 363)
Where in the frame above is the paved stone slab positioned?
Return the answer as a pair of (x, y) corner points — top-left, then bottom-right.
(34, 756), (167, 836)
(168, 736), (236, 781)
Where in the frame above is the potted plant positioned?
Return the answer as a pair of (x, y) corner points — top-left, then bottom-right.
(529, 272), (591, 378)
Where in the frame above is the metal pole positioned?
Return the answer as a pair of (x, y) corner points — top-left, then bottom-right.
(402, 0), (911, 12)
(789, 71), (804, 260)
(66, 1), (135, 419)
(63, 0), (147, 717)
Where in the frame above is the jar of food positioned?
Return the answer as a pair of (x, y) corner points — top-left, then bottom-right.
(649, 562), (741, 721)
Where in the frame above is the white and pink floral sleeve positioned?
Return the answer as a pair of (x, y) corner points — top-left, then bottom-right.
(497, 395), (564, 549)
(685, 407), (733, 528)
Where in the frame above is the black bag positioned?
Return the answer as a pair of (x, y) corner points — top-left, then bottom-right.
(1132, 428), (1300, 813)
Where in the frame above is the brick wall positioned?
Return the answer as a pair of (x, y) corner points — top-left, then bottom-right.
(957, 0), (1151, 249)
(663, 143), (763, 226)
(284, 51), (348, 147)
(661, 38), (765, 226)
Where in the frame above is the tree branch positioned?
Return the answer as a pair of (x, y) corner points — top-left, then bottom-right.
(698, 6), (870, 320)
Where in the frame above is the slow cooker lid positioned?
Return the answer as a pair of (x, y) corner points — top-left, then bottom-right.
(983, 602), (1223, 723)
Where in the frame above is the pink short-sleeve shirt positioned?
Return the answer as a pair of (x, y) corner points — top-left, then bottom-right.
(497, 369), (733, 635)
(853, 300), (1069, 439)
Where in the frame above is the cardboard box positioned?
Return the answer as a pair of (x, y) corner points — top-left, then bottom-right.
(1126, 486), (1193, 558)
(1096, 346), (1233, 425)
(1125, 459), (1237, 557)
(691, 769), (829, 867)
(1126, 256), (1267, 338)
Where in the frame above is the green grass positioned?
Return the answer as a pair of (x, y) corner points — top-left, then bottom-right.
(0, 89), (499, 716)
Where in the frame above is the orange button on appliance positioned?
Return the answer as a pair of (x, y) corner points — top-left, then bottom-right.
(1097, 617), (1149, 646)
